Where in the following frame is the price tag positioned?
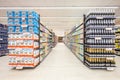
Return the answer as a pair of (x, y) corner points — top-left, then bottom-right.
(107, 57), (114, 60)
(95, 37), (101, 40)
(96, 17), (103, 19)
(107, 67), (115, 71)
(106, 48), (112, 50)
(21, 24), (27, 27)
(0, 38), (3, 40)
(106, 28), (112, 30)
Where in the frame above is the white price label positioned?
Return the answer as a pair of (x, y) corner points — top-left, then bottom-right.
(107, 67), (115, 71)
(106, 48), (112, 50)
(106, 28), (112, 30)
(0, 38), (3, 40)
(96, 17), (103, 19)
(21, 24), (27, 27)
(107, 57), (114, 60)
(95, 37), (101, 40)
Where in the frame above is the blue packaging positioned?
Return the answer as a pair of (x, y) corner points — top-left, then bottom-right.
(28, 11), (35, 17)
(8, 26), (15, 33)
(15, 26), (22, 33)
(14, 11), (21, 17)
(8, 18), (14, 25)
(28, 26), (39, 34)
(28, 19), (39, 27)
(21, 11), (28, 17)
(21, 18), (28, 25)
(28, 11), (39, 21)
(7, 11), (14, 17)
(14, 18), (21, 25)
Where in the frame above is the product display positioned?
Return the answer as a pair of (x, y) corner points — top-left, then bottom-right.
(115, 25), (120, 55)
(0, 24), (8, 56)
(52, 32), (57, 48)
(40, 23), (57, 61)
(84, 9), (116, 70)
(64, 9), (116, 70)
(63, 23), (84, 62)
(7, 11), (40, 69)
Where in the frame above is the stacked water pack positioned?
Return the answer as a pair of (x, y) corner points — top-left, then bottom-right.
(7, 11), (40, 69)
(0, 24), (8, 56)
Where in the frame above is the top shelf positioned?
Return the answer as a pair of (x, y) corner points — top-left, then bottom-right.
(85, 16), (115, 23)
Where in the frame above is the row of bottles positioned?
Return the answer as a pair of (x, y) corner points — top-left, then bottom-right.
(86, 48), (115, 54)
(85, 9), (116, 70)
(86, 39), (115, 45)
(87, 9), (115, 18)
(86, 29), (115, 35)
(85, 55), (115, 67)
(86, 20), (115, 25)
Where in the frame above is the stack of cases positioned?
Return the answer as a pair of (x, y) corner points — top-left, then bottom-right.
(40, 24), (53, 61)
(7, 11), (40, 69)
(63, 24), (84, 62)
(0, 24), (8, 56)
(84, 9), (116, 70)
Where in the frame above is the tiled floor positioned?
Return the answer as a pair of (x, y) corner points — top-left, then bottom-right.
(0, 43), (120, 80)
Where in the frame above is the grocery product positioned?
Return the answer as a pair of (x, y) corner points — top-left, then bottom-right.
(0, 24), (8, 56)
(7, 11), (40, 69)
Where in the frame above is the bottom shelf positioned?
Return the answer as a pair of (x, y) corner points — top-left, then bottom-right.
(85, 60), (115, 70)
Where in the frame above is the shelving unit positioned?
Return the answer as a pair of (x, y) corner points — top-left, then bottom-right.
(40, 23), (56, 62)
(52, 32), (57, 48)
(63, 23), (84, 62)
(64, 9), (116, 70)
(0, 24), (8, 56)
(115, 25), (120, 56)
(7, 11), (40, 69)
(84, 9), (116, 70)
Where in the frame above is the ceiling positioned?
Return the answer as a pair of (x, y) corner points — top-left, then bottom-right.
(0, 0), (120, 36)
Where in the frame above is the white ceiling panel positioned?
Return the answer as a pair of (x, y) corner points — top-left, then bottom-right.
(0, 0), (120, 7)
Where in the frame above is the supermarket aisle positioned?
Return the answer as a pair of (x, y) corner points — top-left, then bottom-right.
(0, 43), (120, 80)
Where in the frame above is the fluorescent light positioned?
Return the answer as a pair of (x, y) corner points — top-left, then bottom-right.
(0, 7), (118, 9)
